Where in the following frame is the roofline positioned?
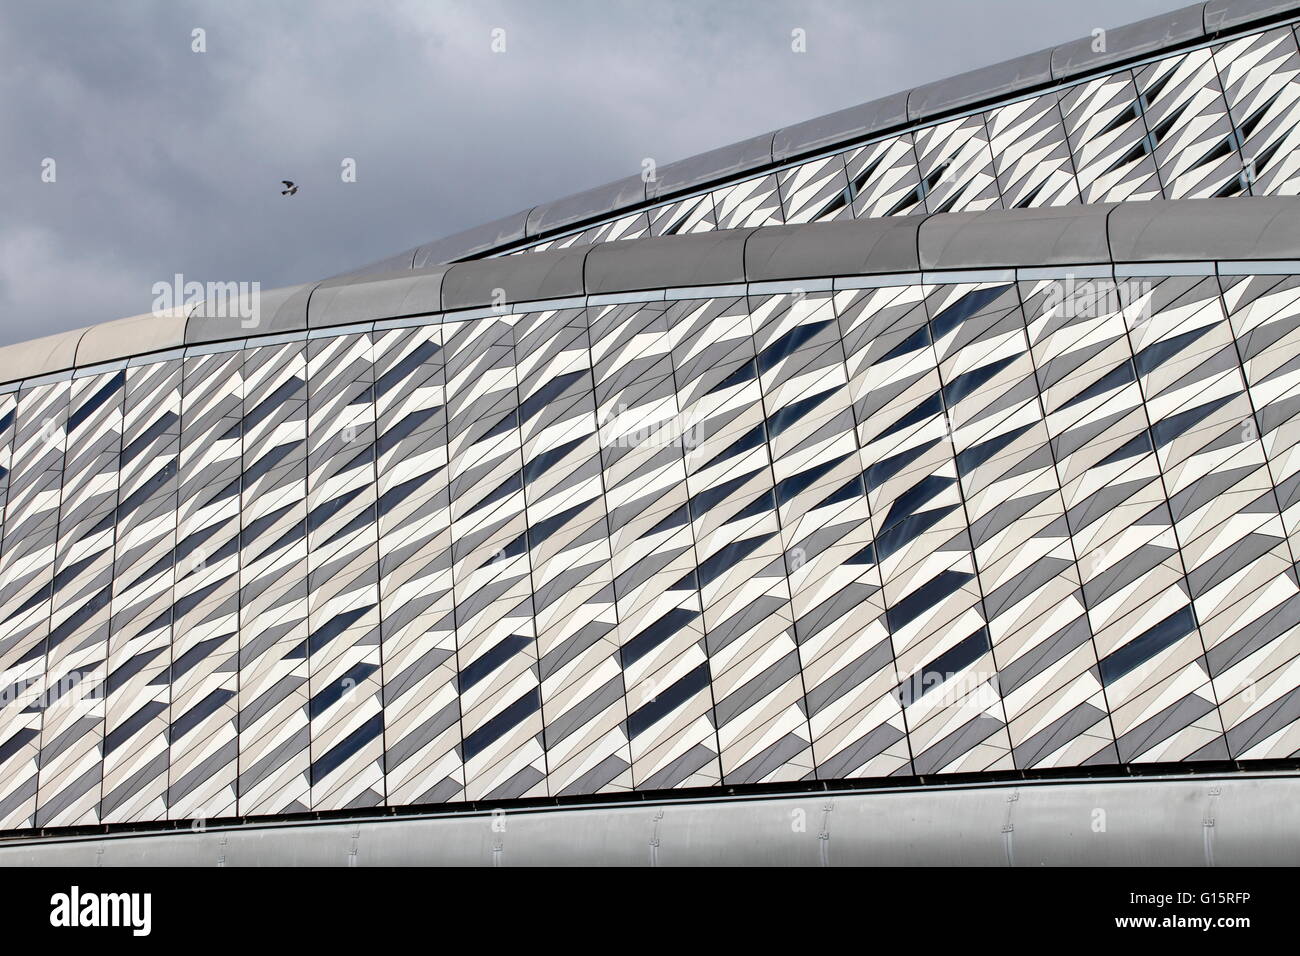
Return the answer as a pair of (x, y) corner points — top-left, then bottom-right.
(3, 196), (1299, 387)
(334, 0), (1300, 275)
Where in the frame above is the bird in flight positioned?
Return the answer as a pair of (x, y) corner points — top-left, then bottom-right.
(281, 180), (298, 196)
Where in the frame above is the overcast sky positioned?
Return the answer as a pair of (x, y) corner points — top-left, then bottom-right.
(1, 0), (1180, 346)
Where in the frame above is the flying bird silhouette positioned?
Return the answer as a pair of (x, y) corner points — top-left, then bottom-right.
(281, 180), (298, 196)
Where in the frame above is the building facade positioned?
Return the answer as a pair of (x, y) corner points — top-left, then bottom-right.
(3, 1), (1300, 859)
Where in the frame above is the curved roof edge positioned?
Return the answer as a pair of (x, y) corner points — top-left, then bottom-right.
(4, 196), (1299, 387)
(344, 0), (1300, 273)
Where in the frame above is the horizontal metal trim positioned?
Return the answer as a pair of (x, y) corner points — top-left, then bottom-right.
(748, 278), (836, 295)
(20, 370), (74, 388)
(1016, 265), (1115, 281)
(923, 268), (1018, 285)
(587, 289), (665, 305)
(244, 329), (309, 347)
(126, 347), (186, 367)
(1218, 258), (1300, 274)
(72, 359), (128, 378)
(371, 313), (440, 332)
(1115, 261), (1218, 276)
(184, 339), (246, 358)
(307, 321), (372, 339)
(833, 272), (920, 290)
(440, 305), (503, 322)
(509, 296), (587, 314)
(663, 283), (749, 300)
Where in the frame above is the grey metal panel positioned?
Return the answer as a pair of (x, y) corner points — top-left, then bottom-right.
(525, 176), (648, 237)
(391, 808), (655, 867)
(745, 217), (922, 281)
(1204, 0), (1300, 33)
(919, 203), (1115, 270)
(1051, 5), (1207, 79)
(645, 132), (776, 201)
(308, 266), (449, 328)
(184, 281), (315, 344)
(987, 778), (1213, 866)
(2, 774), (1296, 865)
(0, 326), (86, 386)
(440, 246), (588, 311)
(1108, 197), (1300, 262)
(584, 228), (753, 294)
(75, 310), (188, 367)
(907, 49), (1054, 123)
(411, 209), (534, 269)
(326, 247), (420, 281)
(772, 91), (910, 161)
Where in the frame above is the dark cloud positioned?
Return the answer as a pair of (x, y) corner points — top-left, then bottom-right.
(0, 0), (1178, 346)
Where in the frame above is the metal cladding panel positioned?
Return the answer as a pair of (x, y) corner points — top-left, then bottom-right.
(1213, 25), (1300, 201)
(101, 358), (183, 825)
(168, 347), (244, 821)
(31, 368), (123, 828)
(2, 775), (1297, 865)
(907, 49), (1055, 123)
(1051, 5), (1207, 79)
(440, 247), (587, 310)
(984, 89), (1081, 210)
(1204, 0), (1300, 33)
(1109, 196), (1300, 260)
(646, 133), (776, 201)
(584, 228), (752, 293)
(0, 327), (84, 385)
(918, 203), (1115, 270)
(916, 113), (1003, 214)
(412, 209), (533, 269)
(370, 322), (461, 807)
(772, 91), (911, 162)
(76, 310), (188, 366)
(0, 379), (70, 829)
(308, 267), (448, 328)
(185, 281), (314, 344)
(303, 330), (385, 812)
(236, 338), (311, 816)
(778, 153), (855, 225)
(526, 176), (648, 237)
(745, 217), (922, 280)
